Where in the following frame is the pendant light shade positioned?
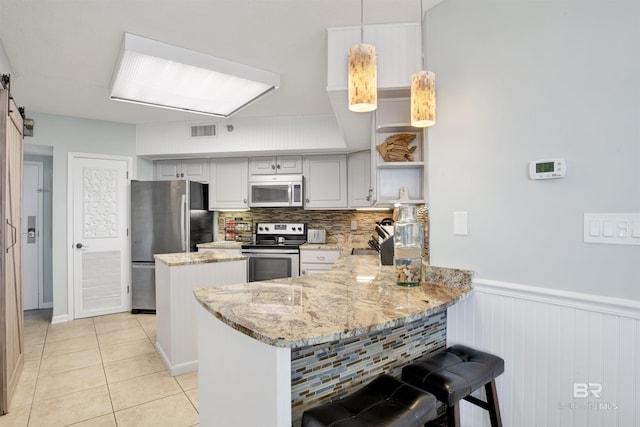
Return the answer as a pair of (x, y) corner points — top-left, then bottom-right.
(410, 70), (436, 127)
(348, 43), (377, 112)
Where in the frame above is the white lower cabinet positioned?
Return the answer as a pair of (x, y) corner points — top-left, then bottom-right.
(300, 249), (341, 275)
(209, 158), (249, 210)
(303, 155), (347, 209)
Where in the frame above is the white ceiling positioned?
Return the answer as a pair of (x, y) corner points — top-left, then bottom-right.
(0, 0), (437, 125)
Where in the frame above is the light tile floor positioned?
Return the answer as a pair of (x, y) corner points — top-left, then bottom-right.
(1, 310), (199, 427)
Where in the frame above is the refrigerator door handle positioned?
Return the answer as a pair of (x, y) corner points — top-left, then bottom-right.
(180, 194), (186, 251)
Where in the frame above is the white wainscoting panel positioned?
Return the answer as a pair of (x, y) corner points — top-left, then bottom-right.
(447, 279), (640, 427)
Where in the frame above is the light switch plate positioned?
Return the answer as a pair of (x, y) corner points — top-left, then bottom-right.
(584, 213), (640, 245)
(453, 211), (468, 235)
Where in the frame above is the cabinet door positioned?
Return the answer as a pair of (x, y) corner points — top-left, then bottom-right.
(276, 156), (302, 174)
(181, 159), (209, 182)
(249, 157), (277, 175)
(303, 155), (347, 209)
(348, 150), (373, 208)
(155, 160), (181, 180)
(209, 158), (249, 209)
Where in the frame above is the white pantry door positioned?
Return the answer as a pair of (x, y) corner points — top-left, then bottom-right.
(71, 154), (130, 318)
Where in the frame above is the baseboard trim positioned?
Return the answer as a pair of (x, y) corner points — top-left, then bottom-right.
(51, 314), (70, 324)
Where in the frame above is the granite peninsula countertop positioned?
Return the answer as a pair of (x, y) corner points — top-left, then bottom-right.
(154, 251), (245, 266)
(193, 252), (472, 348)
(196, 241), (243, 249)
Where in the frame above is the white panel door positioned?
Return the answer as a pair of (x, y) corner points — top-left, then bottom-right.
(22, 161), (43, 310)
(71, 155), (130, 318)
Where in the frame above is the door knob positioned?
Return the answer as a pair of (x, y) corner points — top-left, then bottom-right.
(75, 243), (88, 249)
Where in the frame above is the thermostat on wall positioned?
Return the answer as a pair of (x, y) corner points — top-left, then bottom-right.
(529, 158), (566, 180)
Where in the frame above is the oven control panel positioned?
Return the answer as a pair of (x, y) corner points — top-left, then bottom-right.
(256, 223), (306, 235)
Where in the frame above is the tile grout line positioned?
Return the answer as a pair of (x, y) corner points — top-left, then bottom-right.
(94, 316), (119, 425)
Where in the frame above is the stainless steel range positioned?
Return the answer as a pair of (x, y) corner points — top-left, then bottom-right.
(241, 222), (307, 282)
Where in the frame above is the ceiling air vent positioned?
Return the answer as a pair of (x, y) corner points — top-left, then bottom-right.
(190, 124), (217, 139)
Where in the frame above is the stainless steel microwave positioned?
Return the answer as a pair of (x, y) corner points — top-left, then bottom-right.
(248, 174), (304, 207)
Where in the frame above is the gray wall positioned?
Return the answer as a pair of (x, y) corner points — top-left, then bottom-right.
(0, 39), (11, 75)
(27, 112), (140, 319)
(426, 1), (640, 299)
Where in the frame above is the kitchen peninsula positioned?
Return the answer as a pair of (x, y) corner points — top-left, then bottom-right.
(194, 252), (472, 427)
(154, 251), (247, 376)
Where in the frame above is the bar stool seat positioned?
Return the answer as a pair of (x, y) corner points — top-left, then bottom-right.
(302, 374), (437, 427)
(401, 345), (504, 427)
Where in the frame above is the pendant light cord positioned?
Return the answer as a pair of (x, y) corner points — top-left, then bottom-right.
(419, 0), (425, 69)
(360, 0), (364, 43)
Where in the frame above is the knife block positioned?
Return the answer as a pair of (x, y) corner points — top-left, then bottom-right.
(379, 236), (394, 265)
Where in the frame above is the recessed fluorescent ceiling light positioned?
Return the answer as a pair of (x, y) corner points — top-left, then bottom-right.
(109, 33), (280, 117)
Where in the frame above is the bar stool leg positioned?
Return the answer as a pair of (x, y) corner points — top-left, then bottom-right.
(485, 379), (503, 427)
(446, 404), (460, 427)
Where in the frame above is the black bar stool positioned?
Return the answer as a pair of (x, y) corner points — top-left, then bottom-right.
(302, 374), (437, 427)
(401, 345), (504, 427)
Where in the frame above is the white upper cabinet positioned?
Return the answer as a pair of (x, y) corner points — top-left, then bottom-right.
(303, 155), (347, 209)
(155, 159), (209, 182)
(327, 22), (421, 92)
(249, 156), (302, 175)
(208, 158), (249, 210)
(348, 150), (373, 208)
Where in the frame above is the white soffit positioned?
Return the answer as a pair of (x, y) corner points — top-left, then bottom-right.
(109, 33), (281, 117)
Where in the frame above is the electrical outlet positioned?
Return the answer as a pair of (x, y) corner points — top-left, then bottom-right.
(351, 220), (357, 231)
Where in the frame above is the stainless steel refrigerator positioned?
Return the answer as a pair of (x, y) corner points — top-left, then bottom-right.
(130, 180), (213, 313)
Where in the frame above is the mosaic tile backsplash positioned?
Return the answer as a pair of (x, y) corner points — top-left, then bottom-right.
(289, 310), (446, 427)
(216, 206), (430, 261)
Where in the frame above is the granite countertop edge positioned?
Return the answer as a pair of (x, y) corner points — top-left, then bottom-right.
(195, 285), (472, 348)
(194, 249), (473, 348)
(154, 251), (246, 266)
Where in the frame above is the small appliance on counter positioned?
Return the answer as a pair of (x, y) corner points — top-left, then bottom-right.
(307, 229), (326, 244)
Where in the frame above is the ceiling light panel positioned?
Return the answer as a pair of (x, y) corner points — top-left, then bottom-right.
(110, 33), (280, 117)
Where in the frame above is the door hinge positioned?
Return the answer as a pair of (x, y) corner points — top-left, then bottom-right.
(126, 171), (129, 179)
(126, 228), (129, 236)
(127, 285), (130, 294)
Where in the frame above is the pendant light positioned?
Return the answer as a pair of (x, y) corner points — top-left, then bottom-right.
(410, 0), (436, 127)
(348, 0), (377, 112)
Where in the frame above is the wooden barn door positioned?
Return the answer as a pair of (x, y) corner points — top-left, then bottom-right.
(0, 88), (24, 414)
